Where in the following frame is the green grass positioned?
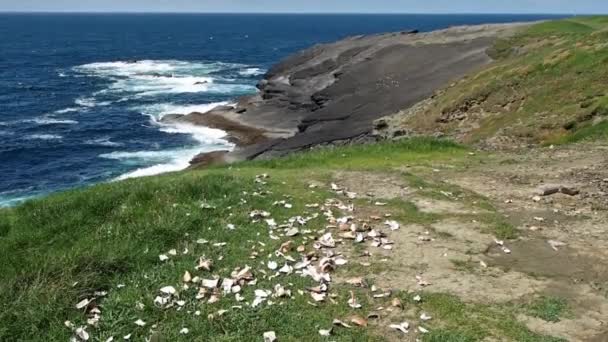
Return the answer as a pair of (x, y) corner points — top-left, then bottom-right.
(526, 297), (570, 323)
(0, 171), (376, 341)
(0, 137), (470, 341)
(396, 16), (608, 145)
(244, 137), (466, 170)
(390, 292), (567, 342)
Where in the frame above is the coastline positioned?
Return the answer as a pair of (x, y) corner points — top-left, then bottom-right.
(179, 21), (535, 166)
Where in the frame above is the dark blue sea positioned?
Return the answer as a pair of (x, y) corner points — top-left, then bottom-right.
(0, 13), (566, 206)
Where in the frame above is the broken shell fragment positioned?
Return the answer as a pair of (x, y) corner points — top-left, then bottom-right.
(420, 313), (432, 321)
(319, 328), (332, 336)
(183, 271), (192, 283)
(348, 291), (362, 309)
(160, 286), (177, 296)
(134, 319), (146, 327)
(384, 220), (400, 231)
(75, 298), (91, 310)
(391, 297), (403, 309)
(75, 327), (90, 341)
(196, 257), (213, 271)
(202, 279), (219, 289)
(332, 319), (352, 328)
(263, 331), (277, 342)
(350, 315), (368, 327)
(548, 240), (567, 251)
(389, 321), (410, 334)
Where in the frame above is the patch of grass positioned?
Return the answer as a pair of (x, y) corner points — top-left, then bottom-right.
(244, 137), (466, 170)
(0, 171), (379, 341)
(526, 296), (570, 323)
(396, 16), (608, 145)
(393, 292), (567, 342)
(449, 259), (476, 273)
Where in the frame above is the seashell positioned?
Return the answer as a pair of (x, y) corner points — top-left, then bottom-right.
(263, 331), (277, 342)
(134, 319), (146, 327)
(350, 315), (368, 327)
(196, 258), (213, 271)
(183, 271), (192, 283)
(389, 321), (409, 334)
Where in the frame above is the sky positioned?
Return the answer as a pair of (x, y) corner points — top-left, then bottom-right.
(0, 0), (606, 14)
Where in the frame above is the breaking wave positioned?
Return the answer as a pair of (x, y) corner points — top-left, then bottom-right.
(26, 134), (63, 140)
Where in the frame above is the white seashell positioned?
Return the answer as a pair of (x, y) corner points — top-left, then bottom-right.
(134, 319), (146, 327)
(202, 279), (219, 289)
(159, 254), (169, 262)
(75, 298), (91, 310)
(420, 313), (432, 321)
(319, 328), (332, 336)
(160, 286), (177, 295)
(263, 331), (277, 342)
(75, 327), (89, 341)
(179, 328), (189, 335)
(384, 220), (400, 231)
(389, 321), (409, 334)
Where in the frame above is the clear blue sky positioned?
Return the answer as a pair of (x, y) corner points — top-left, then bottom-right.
(0, 0), (606, 14)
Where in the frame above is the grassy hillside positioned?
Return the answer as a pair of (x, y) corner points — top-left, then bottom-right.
(0, 139), (570, 341)
(379, 16), (608, 146)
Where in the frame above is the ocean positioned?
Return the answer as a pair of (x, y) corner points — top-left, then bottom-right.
(0, 13), (565, 206)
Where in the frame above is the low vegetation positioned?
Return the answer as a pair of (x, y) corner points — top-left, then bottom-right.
(0, 138), (565, 341)
(387, 16), (608, 146)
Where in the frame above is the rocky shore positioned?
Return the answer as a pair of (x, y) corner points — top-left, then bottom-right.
(160, 22), (532, 166)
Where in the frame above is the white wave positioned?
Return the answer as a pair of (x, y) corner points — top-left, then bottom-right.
(239, 67), (266, 76)
(58, 72), (67, 77)
(101, 143), (230, 181)
(85, 137), (123, 147)
(134, 101), (231, 120)
(26, 134), (63, 140)
(26, 117), (78, 125)
(75, 97), (112, 108)
(74, 60), (244, 78)
(101, 120), (233, 181)
(73, 59), (256, 98)
(0, 130), (13, 136)
(54, 107), (80, 114)
(110, 75), (216, 97)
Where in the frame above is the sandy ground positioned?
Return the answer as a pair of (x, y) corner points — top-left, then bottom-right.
(325, 143), (608, 341)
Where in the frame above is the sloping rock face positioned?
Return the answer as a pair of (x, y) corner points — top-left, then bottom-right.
(170, 23), (530, 163)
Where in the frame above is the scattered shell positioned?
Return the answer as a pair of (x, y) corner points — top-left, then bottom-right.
(548, 240), (567, 251)
(346, 277), (365, 287)
(319, 328), (332, 336)
(384, 220), (400, 231)
(350, 315), (368, 327)
(285, 228), (300, 237)
(196, 258), (213, 271)
(134, 319), (146, 327)
(413, 295), (422, 302)
(268, 261), (278, 270)
(75, 298), (91, 310)
(391, 298), (403, 309)
(389, 321), (410, 334)
(418, 326), (430, 333)
(420, 313), (432, 321)
(202, 278), (219, 289)
(332, 319), (352, 328)
(160, 286), (177, 296)
(179, 328), (189, 335)
(311, 292), (327, 302)
(348, 291), (362, 309)
(183, 271), (192, 283)
(75, 327), (90, 341)
(263, 331), (277, 342)
(159, 254), (169, 262)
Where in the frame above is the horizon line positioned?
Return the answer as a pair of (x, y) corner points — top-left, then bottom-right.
(0, 11), (591, 15)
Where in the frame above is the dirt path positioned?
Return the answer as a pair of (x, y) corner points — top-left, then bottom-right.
(324, 143), (608, 341)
